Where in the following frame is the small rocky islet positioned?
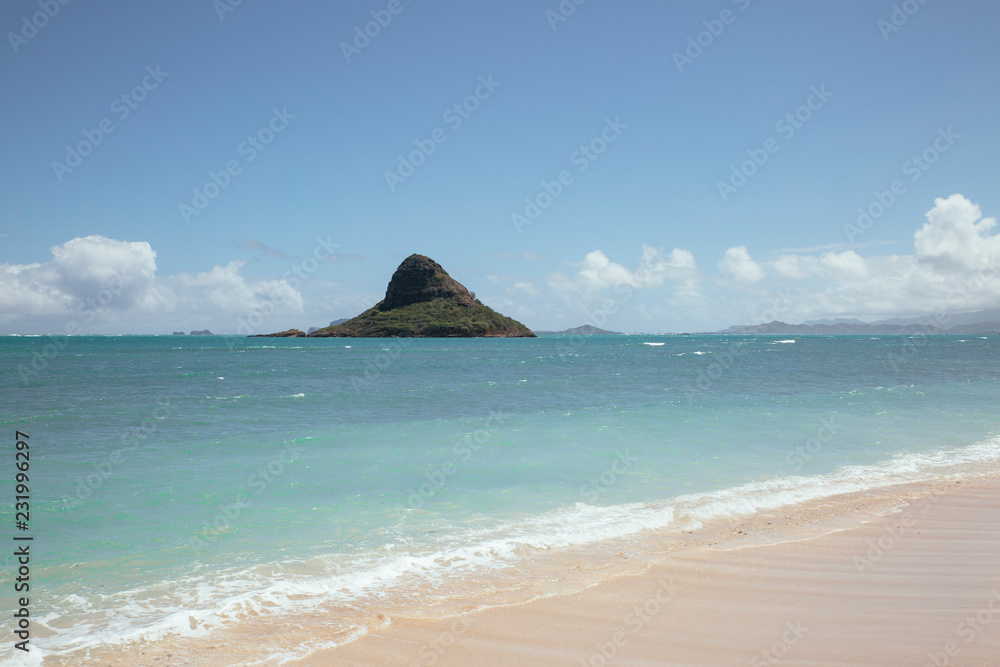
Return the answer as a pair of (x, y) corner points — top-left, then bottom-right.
(255, 254), (535, 338)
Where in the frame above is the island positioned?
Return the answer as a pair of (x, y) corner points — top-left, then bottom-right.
(255, 254), (535, 338)
(533, 324), (623, 335)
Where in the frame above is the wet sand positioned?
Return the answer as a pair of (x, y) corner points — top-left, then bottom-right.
(303, 475), (1000, 666)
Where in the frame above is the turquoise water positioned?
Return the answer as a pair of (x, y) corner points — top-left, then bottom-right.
(2, 334), (999, 663)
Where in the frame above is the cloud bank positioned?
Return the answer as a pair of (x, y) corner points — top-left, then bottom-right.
(0, 235), (302, 334)
(3, 195), (998, 334)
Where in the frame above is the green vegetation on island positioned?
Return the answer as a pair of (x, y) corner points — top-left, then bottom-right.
(257, 254), (535, 338)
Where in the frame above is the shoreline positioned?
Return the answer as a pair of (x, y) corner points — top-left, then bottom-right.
(59, 459), (1000, 665)
(296, 466), (1000, 666)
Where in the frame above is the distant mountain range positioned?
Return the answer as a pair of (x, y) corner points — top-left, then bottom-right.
(722, 307), (1000, 335)
(533, 324), (623, 336)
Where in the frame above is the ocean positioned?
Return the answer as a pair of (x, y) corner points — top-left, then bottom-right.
(2, 333), (999, 665)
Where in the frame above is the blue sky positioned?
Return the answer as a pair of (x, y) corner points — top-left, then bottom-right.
(2, 0), (999, 334)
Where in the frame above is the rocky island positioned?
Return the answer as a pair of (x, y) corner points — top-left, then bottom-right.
(256, 254), (535, 338)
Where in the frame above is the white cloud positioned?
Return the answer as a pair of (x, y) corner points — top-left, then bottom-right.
(10, 194), (999, 335)
(0, 236), (158, 318)
(772, 254), (808, 279)
(160, 261), (302, 317)
(718, 245), (764, 283)
(741, 194), (1000, 325)
(0, 236), (304, 334)
(548, 244), (700, 294)
(914, 193), (1000, 272)
(506, 281), (539, 296)
(820, 250), (869, 279)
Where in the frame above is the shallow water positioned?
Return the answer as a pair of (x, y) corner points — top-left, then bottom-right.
(1, 334), (998, 664)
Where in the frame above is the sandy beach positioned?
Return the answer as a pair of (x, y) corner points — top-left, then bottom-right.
(302, 470), (1000, 667)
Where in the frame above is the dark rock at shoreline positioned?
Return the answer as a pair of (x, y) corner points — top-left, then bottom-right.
(251, 329), (306, 338)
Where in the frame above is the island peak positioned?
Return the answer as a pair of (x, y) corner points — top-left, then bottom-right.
(261, 254), (535, 338)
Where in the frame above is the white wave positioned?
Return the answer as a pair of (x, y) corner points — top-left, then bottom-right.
(643, 342), (666, 346)
(35, 435), (1000, 662)
(772, 339), (796, 344)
